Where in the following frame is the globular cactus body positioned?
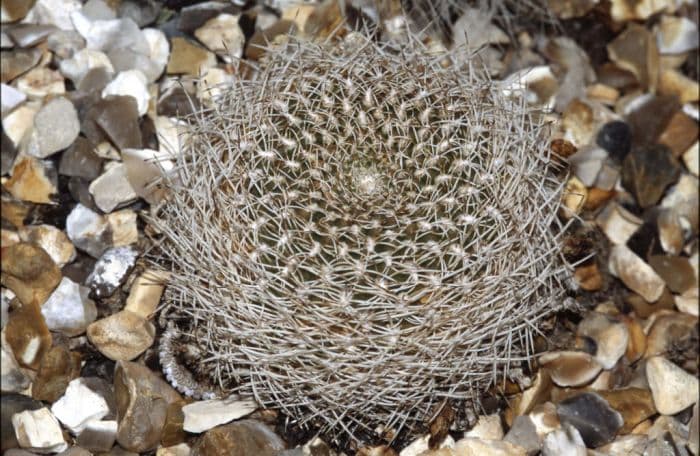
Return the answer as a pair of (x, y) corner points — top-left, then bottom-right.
(152, 36), (570, 442)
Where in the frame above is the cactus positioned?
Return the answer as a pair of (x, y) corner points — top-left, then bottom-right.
(151, 35), (571, 443)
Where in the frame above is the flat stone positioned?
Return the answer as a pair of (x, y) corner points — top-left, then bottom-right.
(6, 24), (55, 47)
(89, 163), (139, 213)
(658, 111), (699, 159)
(154, 115), (186, 157)
(568, 146), (608, 187)
(41, 276), (97, 336)
(190, 420), (285, 456)
(58, 136), (103, 180)
(182, 398), (256, 434)
(597, 388), (656, 434)
(142, 28), (169, 82)
(167, 37), (216, 76)
(101, 70), (150, 116)
(538, 351), (602, 387)
(106, 47), (161, 85)
(646, 356), (699, 415)
(46, 29), (85, 59)
(87, 310), (155, 361)
(656, 15), (698, 54)
(1, 83), (25, 116)
(178, 1), (240, 35)
(19, 224), (75, 268)
(0, 48), (41, 83)
(607, 23), (659, 92)
(12, 408), (67, 454)
(32, 345), (81, 402)
(26, 97), (80, 158)
(661, 173), (698, 231)
(194, 13), (244, 61)
(84, 95), (142, 151)
(515, 371), (553, 416)
(59, 48), (114, 86)
(556, 392), (623, 448)
(66, 203), (111, 258)
(4, 156), (58, 204)
(577, 312), (629, 370)
(683, 142), (698, 176)
(14, 66), (66, 99)
(574, 262), (603, 292)
(106, 210), (138, 247)
(622, 144), (681, 209)
(541, 425), (586, 456)
(608, 245), (666, 303)
(114, 360), (182, 453)
(1, 341), (31, 393)
(86, 246), (138, 298)
(626, 94), (681, 147)
(124, 270), (168, 319)
(659, 68), (699, 103)
(51, 378), (110, 434)
(1, 241), (61, 307)
(76, 419), (118, 452)
(71, 14), (147, 55)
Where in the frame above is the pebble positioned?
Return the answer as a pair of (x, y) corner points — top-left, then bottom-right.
(1, 0), (36, 23)
(607, 23), (659, 91)
(625, 94), (681, 147)
(3, 156), (58, 204)
(1, 129), (17, 175)
(622, 144), (681, 209)
(657, 208), (684, 255)
(656, 15), (699, 55)
(577, 312), (629, 369)
(464, 414), (503, 440)
(452, 437), (526, 456)
(2, 102), (37, 147)
(124, 270), (168, 318)
(190, 419), (285, 456)
(597, 434), (649, 455)
(595, 120), (632, 164)
(567, 145), (608, 187)
(59, 48), (114, 86)
(595, 202), (642, 245)
(541, 424), (586, 456)
(14, 66), (66, 99)
(194, 13), (245, 61)
(19, 224), (76, 267)
(197, 67), (233, 105)
(66, 204), (111, 258)
(645, 311), (697, 357)
(101, 69), (150, 116)
(157, 84), (200, 117)
(24, 0), (83, 29)
(0, 48), (42, 83)
(51, 378), (110, 434)
(106, 210), (138, 247)
(12, 407), (68, 454)
(161, 399), (187, 447)
(89, 163), (139, 212)
(41, 276), (97, 336)
(80, 0), (115, 21)
(167, 37), (217, 76)
(597, 388), (656, 434)
(72, 14), (147, 54)
(514, 371), (553, 416)
(556, 392), (624, 447)
(658, 111), (698, 158)
(157, 443), (191, 456)
(689, 403), (699, 455)
(1, 83), (26, 116)
(32, 345), (81, 402)
(87, 310), (155, 361)
(1, 393), (44, 452)
(503, 415), (540, 455)
(75, 419), (118, 452)
(683, 142), (698, 176)
(58, 136), (103, 180)
(646, 356), (699, 415)
(1, 342), (31, 393)
(114, 361), (182, 452)
(6, 24), (55, 47)
(87, 95), (142, 150)
(561, 176), (587, 217)
(661, 173), (698, 231)
(121, 148), (173, 204)
(46, 29), (85, 59)
(86, 246), (138, 298)
(1, 241), (62, 307)
(574, 262), (604, 291)
(659, 68), (699, 103)
(4, 299), (52, 370)
(675, 288), (699, 317)
(25, 96), (79, 158)
(538, 351), (602, 387)
(154, 115), (185, 156)
(182, 398), (257, 433)
(178, 1), (240, 35)
(142, 28), (169, 81)
(648, 255), (696, 294)
(608, 245), (666, 303)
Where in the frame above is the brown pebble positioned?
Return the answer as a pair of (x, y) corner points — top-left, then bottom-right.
(4, 298), (52, 369)
(32, 345), (81, 402)
(1, 242), (62, 306)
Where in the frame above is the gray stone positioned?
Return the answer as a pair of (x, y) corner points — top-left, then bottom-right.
(75, 419), (118, 452)
(504, 415), (541, 455)
(27, 97), (80, 159)
(65, 203), (111, 258)
(556, 392), (624, 448)
(41, 276), (97, 336)
(89, 163), (139, 213)
(6, 24), (56, 47)
(86, 246), (138, 298)
(58, 136), (102, 180)
(46, 29), (85, 59)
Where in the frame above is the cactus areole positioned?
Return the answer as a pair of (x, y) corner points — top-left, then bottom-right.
(152, 36), (571, 443)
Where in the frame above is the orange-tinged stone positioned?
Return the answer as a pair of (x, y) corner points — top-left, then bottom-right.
(574, 262), (604, 291)
(4, 298), (52, 369)
(1, 242), (62, 306)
